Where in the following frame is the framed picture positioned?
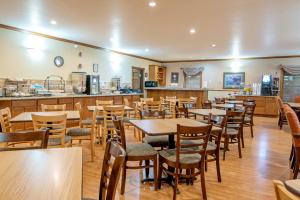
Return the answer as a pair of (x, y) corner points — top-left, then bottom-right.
(223, 72), (245, 89)
(171, 72), (179, 83)
(93, 64), (99, 73)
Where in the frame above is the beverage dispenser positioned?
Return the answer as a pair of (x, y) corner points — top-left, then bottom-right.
(86, 75), (100, 95)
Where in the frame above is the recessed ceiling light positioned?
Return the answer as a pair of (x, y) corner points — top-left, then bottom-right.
(50, 20), (57, 25)
(145, 48), (149, 52)
(212, 44), (216, 47)
(149, 1), (156, 7)
(190, 29), (196, 34)
(74, 44), (78, 48)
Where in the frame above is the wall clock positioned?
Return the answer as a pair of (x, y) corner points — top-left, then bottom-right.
(54, 56), (64, 67)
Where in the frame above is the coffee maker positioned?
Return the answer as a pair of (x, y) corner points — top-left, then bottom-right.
(261, 74), (272, 96)
(86, 75), (100, 95)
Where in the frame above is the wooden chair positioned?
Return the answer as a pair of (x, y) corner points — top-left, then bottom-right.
(96, 100), (114, 106)
(158, 124), (212, 200)
(97, 140), (126, 200)
(41, 104), (66, 112)
(276, 96), (288, 129)
(32, 114), (71, 147)
(285, 105), (300, 179)
(67, 103), (95, 161)
(140, 98), (153, 103)
(175, 105), (195, 119)
(0, 107), (13, 132)
(273, 180), (300, 200)
(165, 99), (177, 118)
(206, 114), (227, 182)
(190, 96), (198, 106)
(215, 97), (226, 104)
(139, 110), (168, 149)
(202, 100), (212, 109)
(295, 96), (300, 103)
(102, 106), (125, 148)
(243, 101), (256, 138)
(178, 98), (191, 108)
(166, 96), (177, 100)
(222, 110), (245, 160)
(0, 130), (49, 151)
(112, 119), (158, 194)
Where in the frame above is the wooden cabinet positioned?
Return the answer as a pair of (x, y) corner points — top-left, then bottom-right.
(58, 98), (74, 110)
(235, 96), (278, 116)
(11, 100), (37, 131)
(114, 96), (123, 105)
(37, 99), (58, 111)
(149, 65), (166, 86)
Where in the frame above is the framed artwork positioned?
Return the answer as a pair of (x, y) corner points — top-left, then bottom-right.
(223, 72), (245, 89)
(171, 72), (179, 83)
(93, 64), (99, 73)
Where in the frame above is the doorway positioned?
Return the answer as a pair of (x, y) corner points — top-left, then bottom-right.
(132, 67), (144, 92)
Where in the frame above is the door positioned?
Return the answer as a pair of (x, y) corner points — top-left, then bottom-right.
(132, 67), (144, 92)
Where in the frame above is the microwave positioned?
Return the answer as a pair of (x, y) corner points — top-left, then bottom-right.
(145, 81), (158, 87)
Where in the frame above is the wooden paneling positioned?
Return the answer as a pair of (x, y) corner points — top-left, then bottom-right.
(37, 99), (58, 111)
(11, 100), (37, 131)
(113, 96), (123, 105)
(58, 98), (74, 110)
(0, 100), (11, 110)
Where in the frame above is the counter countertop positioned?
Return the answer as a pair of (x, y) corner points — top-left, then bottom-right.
(0, 93), (144, 101)
(145, 87), (231, 91)
(235, 95), (277, 98)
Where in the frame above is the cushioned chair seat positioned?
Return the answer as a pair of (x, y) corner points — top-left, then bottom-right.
(81, 118), (102, 126)
(159, 149), (201, 164)
(48, 135), (72, 146)
(143, 135), (169, 147)
(226, 128), (239, 135)
(126, 143), (157, 157)
(207, 141), (217, 151)
(67, 128), (91, 137)
(181, 140), (216, 151)
(244, 116), (251, 123)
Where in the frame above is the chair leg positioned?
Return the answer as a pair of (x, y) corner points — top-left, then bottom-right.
(205, 155), (208, 171)
(145, 160), (150, 178)
(90, 137), (95, 162)
(241, 127), (245, 148)
(223, 136), (228, 160)
(121, 163), (127, 195)
(173, 174), (178, 200)
(293, 148), (300, 179)
(250, 124), (254, 138)
(158, 158), (162, 189)
(200, 163), (207, 200)
(153, 157), (158, 191)
(215, 152), (221, 182)
(238, 134), (242, 158)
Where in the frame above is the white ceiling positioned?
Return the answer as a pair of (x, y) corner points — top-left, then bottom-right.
(1, 0), (300, 61)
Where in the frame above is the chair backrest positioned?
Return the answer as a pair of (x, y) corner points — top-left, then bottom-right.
(139, 110), (165, 119)
(178, 98), (191, 108)
(99, 140), (126, 200)
(208, 114), (227, 148)
(32, 114), (67, 146)
(75, 102), (84, 124)
(112, 118), (127, 150)
(273, 180), (299, 200)
(175, 105), (188, 118)
(276, 96), (285, 114)
(243, 101), (256, 118)
(0, 130), (49, 151)
(168, 100), (177, 118)
(215, 97), (226, 104)
(295, 96), (300, 103)
(144, 101), (161, 111)
(123, 98), (130, 106)
(176, 124), (212, 167)
(140, 98), (153, 103)
(225, 110), (245, 131)
(285, 106), (300, 134)
(0, 107), (12, 132)
(103, 106), (125, 128)
(41, 104), (66, 112)
(96, 100), (114, 106)
(202, 100), (212, 109)
(166, 96), (177, 100)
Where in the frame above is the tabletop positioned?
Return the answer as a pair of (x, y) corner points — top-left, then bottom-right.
(287, 102), (300, 108)
(285, 179), (300, 197)
(130, 118), (221, 136)
(189, 109), (226, 116)
(225, 100), (244, 104)
(88, 105), (134, 111)
(212, 103), (235, 109)
(10, 111), (80, 123)
(0, 147), (82, 200)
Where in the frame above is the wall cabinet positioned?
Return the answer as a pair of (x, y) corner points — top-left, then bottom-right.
(149, 65), (167, 86)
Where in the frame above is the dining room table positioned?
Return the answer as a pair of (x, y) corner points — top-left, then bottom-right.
(0, 147), (82, 200)
(188, 108), (226, 116)
(225, 100), (244, 104)
(10, 111), (80, 123)
(212, 103), (238, 110)
(8, 111), (81, 143)
(286, 102), (300, 109)
(284, 179), (300, 197)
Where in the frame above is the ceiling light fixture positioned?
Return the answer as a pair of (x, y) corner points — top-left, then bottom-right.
(212, 44), (216, 47)
(149, 1), (156, 7)
(145, 48), (149, 52)
(50, 20), (57, 25)
(190, 29), (196, 34)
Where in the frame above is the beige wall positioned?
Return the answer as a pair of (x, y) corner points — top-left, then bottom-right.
(0, 28), (160, 86)
(164, 58), (300, 89)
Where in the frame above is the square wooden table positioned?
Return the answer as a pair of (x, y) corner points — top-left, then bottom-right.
(287, 102), (300, 109)
(87, 105), (134, 111)
(130, 118), (221, 148)
(0, 147), (82, 200)
(212, 103), (236, 109)
(10, 111), (80, 123)
(189, 108), (226, 116)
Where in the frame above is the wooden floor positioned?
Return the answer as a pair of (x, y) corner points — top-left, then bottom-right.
(81, 116), (292, 200)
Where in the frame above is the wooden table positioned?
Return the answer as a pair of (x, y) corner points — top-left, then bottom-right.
(285, 179), (300, 197)
(88, 105), (134, 111)
(225, 100), (244, 104)
(130, 118), (221, 148)
(10, 111), (80, 123)
(0, 147), (82, 200)
(287, 102), (300, 109)
(212, 103), (235, 109)
(189, 109), (226, 116)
